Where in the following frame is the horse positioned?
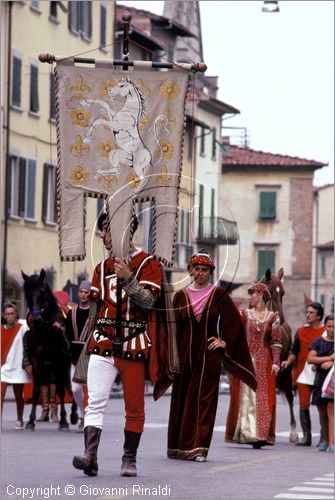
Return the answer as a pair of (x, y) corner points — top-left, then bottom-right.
(81, 77), (151, 193)
(21, 269), (71, 431)
(261, 267), (299, 443)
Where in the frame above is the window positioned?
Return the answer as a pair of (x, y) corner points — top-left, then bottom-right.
(320, 255), (326, 277)
(30, 64), (39, 113)
(319, 294), (325, 306)
(8, 156), (36, 219)
(68, 1), (92, 40)
(259, 191), (276, 220)
(50, 1), (58, 19)
(11, 55), (22, 108)
(198, 184), (204, 238)
(45, 267), (55, 289)
(210, 188), (215, 237)
(50, 71), (56, 120)
(211, 127), (217, 160)
(200, 128), (205, 155)
(257, 249), (275, 279)
(42, 164), (57, 223)
(100, 5), (106, 47)
(31, 0), (40, 10)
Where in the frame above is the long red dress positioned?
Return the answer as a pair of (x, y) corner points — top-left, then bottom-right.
(225, 308), (282, 446)
(167, 287), (256, 460)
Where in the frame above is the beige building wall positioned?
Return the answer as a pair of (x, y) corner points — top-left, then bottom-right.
(2, 1), (115, 314)
(219, 168), (316, 333)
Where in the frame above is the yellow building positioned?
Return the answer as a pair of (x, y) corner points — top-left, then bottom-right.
(1, 1), (115, 314)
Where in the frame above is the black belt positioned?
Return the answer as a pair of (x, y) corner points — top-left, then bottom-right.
(96, 318), (146, 329)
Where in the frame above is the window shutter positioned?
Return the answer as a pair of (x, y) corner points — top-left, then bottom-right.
(78, 1), (84, 34)
(50, 72), (56, 119)
(42, 164), (49, 222)
(88, 1), (92, 39)
(30, 65), (39, 113)
(100, 5), (106, 46)
(199, 184), (204, 238)
(200, 128), (205, 155)
(186, 211), (190, 245)
(12, 56), (22, 107)
(260, 191), (276, 219)
(18, 158), (26, 217)
(180, 210), (185, 243)
(7, 156), (14, 215)
(26, 159), (36, 219)
(212, 127), (217, 159)
(68, 1), (73, 31)
(257, 250), (275, 279)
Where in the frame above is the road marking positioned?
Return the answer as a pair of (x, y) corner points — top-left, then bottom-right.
(274, 473), (334, 499)
(203, 450), (303, 474)
(274, 495), (334, 499)
(290, 487), (334, 493)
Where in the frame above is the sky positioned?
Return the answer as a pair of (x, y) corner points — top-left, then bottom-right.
(118, 1), (334, 186)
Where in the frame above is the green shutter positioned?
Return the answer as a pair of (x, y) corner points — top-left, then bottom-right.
(260, 192), (276, 219)
(18, 158), (26, 217)
(199, 184), (204, 238)
(257, 250), (275, 279)
(12, 56), (22, 107)
(42, 164), (48, 222)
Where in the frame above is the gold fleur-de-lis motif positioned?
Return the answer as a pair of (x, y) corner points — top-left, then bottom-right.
(69, 166), (90, 186)
(156, 139), (174, 159)
(127, 174), (141, 189)
(69, 75), (91, 100)
(135, 79), (151, 96)
(155, 165), (171, 187)
(98, 174), (118, 190)
(69, 135), (90, 158)
(139, 114), (150, 131)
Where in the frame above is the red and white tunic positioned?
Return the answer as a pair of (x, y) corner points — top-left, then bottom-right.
(87, 249), (162, 361)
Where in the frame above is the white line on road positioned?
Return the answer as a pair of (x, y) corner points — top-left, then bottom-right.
(289, 487), (334, 493)
(274, 494), (334, 499)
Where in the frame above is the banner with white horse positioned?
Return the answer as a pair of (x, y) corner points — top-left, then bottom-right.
(55, 61), (189, 265)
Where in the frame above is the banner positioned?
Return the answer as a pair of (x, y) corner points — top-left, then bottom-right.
(55, 61), (189, 265)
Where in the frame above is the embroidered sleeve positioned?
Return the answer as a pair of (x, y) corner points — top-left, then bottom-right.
(120, 275), (157, 310)
(270, 312), (282, 366)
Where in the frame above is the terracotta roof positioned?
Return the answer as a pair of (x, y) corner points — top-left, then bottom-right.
(317, 241), (334, 250)
(222, 145), (326, 169)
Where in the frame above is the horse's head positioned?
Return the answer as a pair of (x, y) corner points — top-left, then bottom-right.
(21, 269), (55, 326)
(107, 78), (129, 97)
(261, 268), (285, 324)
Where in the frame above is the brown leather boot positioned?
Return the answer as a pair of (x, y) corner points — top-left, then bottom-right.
(73, 426), (102, 476)
(36, 385), (49, 422)
(49, 384), (59, 423)
(120, 430), (142, 477)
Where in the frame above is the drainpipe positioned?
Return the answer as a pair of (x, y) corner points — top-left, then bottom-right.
(314, 190), (319, 300)
(2, 1), (12, 306)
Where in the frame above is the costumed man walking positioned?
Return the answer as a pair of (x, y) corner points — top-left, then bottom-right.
(65, 280), (91, 432)
(73, 213), (177, 477)
(1, 302), (30, 429)
(281, 302), (325, 446)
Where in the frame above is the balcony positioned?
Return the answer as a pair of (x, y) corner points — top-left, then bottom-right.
(197, 216), (239, 245)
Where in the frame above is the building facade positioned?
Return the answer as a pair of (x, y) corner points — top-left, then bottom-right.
(1, 1), (115, 314)
(220, 145), (326, 332)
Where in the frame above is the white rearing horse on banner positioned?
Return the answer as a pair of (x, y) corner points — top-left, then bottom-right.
(81, 78), (151, 193)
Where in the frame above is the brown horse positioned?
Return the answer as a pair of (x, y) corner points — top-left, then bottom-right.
(261, 268), (298, 443)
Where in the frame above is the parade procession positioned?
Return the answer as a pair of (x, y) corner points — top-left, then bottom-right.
(1, 2), (334, 500)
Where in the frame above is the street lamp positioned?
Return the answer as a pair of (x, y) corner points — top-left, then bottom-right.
(262, 1), (280, 13)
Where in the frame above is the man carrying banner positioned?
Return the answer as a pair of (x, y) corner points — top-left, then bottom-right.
(73, 213), (177, 478)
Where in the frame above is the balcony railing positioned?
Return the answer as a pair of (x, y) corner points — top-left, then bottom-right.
(197, 216), (239, 245)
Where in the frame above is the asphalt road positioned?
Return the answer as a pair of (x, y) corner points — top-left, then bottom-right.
(1, 389), (334, 500)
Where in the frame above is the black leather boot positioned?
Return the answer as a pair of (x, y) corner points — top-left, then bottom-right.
(296, 409), (312, 446)
(73, 426), (102, 476)
(120, 430), (142, 477)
